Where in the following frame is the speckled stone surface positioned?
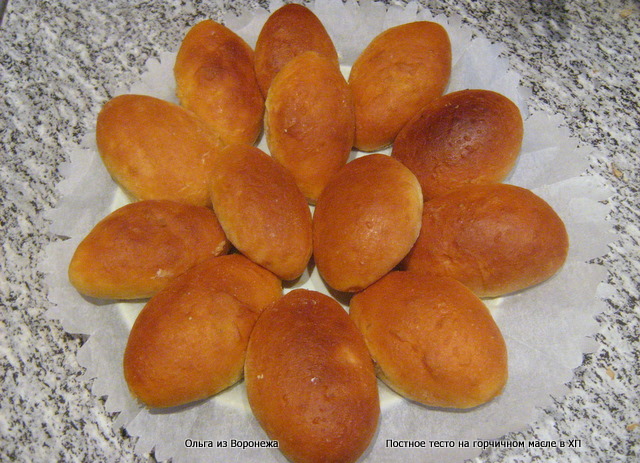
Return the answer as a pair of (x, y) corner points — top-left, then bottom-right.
(1, 1), (638, 462)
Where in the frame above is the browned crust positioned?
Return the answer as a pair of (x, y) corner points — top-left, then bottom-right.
(174, 20), (264, 145)
(350, 271), (508, 409)
(403, 184), (569, 297)
(313, 154), (423, 292)
(245, 289), (380, 463)
(254, 3), (339, 97)
(349, 21), (451, 151)
(123, 254), (282, 408)
(265, 51), (355, 203)
(208, 144), (313, 280)
(68, 200), (230, 300)
(96, 94), (223, 206)
(392, 89), (524, 200)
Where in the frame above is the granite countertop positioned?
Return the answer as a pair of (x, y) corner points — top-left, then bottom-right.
(1, 1), (639, 462)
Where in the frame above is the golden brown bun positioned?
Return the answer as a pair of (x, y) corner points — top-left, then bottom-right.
(96, 94), (223, 206)
(349, 21), (451, 151)
(254, 3), (339, 97)
(245, 289), (380, 463)
(265, 51), (355, 203)
(174, 20), (264, 146)
(208, 144), (313, 280)
(313, 154), (423, 292)
(403, 184), (569, 297)
(68, 200), (230, 300)
(123, 254), (282, 408)
(350, 271), (508, 409)
(392, 89), (524, 200)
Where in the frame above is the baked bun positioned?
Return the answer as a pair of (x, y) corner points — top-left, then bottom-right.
(96, 94), (223, 206)
(313, 154), (423, 292)
(208, 144), (313, 280)
(265, 51), (355, 203)
(254, 3), (339, 97)
(350, 271), (508, 409)
(349, 21), (451, 151)
(174, 20), (264, 146)
(68, 200), (230, 300)
(245, 289), (380, 463)
(392, 89), (524, 200)
(123, 254), (282, 408)
(403, 184), (569, 297)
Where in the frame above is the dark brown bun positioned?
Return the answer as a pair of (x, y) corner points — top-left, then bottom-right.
(313, 154), (423, 292)
(245, 289), (380, 463)
(174, 20), (264, 146)
(350, 271), (508, 409)
(403, 184), (569, 297)
(123, 254), (282, 409)
(68, 200), (229, 300)
(208, 144), (313, 280)
(392, 89), (524, 200)
(265, 51), (355, 203)
(96, 94), (223, 206)
(254, 3), (339, 97)
(349, 21), (451, 151)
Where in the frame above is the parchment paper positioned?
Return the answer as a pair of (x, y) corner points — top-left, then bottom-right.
(43, 0), (614, 461)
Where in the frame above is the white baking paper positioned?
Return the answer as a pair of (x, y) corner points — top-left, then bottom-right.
(42, 0), (615, 461)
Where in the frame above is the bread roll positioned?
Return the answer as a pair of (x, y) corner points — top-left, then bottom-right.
(174, 20), (264, 146)
(350, 271), (508, 409)
(208, 144), (313, 280)
(392, 89), (524, 200)
(254, 3), (339, 97)
(245, 289), (380, 463)
(96, 94), (223, 206)
(313, 154), (423, 292)
(403, 184), (569, 297)
(265, 51), (355, 203)
(349, 21), (451, 151)
(68, 200), (230, 300)
(123, 254), (282, 408)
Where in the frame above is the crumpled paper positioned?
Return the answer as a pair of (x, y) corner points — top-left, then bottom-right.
(42, 0), (614, 461)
